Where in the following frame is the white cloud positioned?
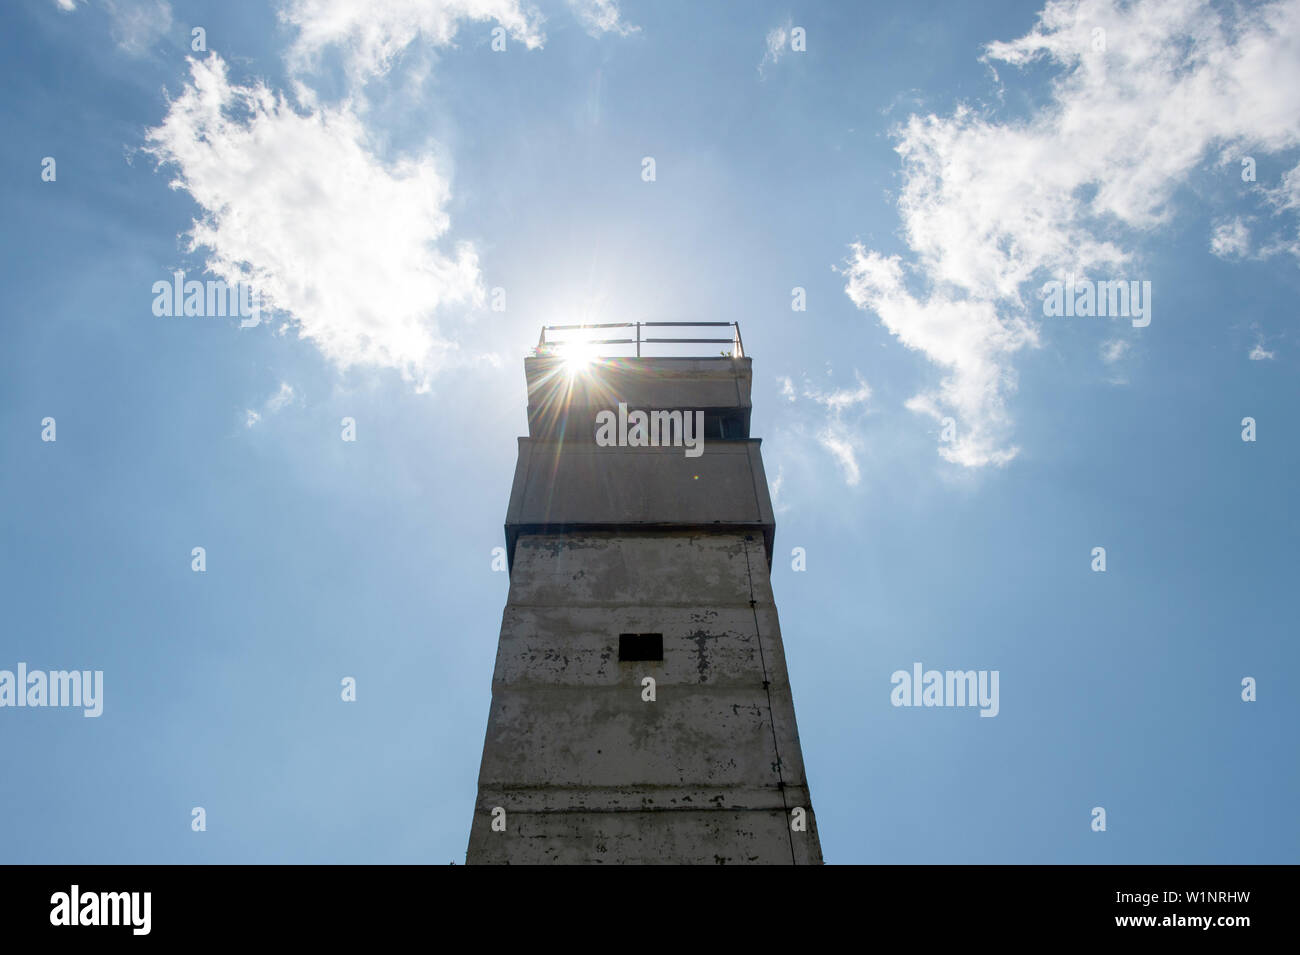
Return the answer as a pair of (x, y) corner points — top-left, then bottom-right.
(567, 0), (638, 37)
(245, 381), (297, 427)
(1249, 342), (1277, 359)
(1100, 338), (1128, 363)
(104, 0), (172, 56)
(818, 431), (861, 486)
(1257, 162), (1300, 260)
(845, 252), (1028, 467)
(146, 54), (483, 390)
(52, 0), (78, 12)
(842, 0), (1300, 467)
(1210, 217), (1252, 259)
(760, 19), (791, 75)
(279, 0), (545, 81)
(802, 373), (872, 414)
(777, 373), (872, 486)
(265, 381), (296, 413)
(769, 463), (787, 513)
(1269, 161), (1300, 211)
(1100, 337), (1130, 383)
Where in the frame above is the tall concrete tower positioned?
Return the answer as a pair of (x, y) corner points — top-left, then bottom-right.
(467, 323), (822, 864)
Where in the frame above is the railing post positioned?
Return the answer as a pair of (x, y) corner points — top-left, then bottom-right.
(636, 322), (641, 358)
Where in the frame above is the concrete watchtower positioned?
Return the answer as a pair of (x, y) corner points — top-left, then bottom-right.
(466, 323), (823, 864)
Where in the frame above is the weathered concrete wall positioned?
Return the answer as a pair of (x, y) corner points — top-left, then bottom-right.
(526, 356), (752, 439)
(466, 532), (823, 865)
(503, 441), (776, 566)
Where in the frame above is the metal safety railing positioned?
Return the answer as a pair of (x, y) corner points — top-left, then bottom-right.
(534, 322), (744, 358)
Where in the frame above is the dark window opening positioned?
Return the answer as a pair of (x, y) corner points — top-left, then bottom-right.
(619, 633), (663, 661)
(703, 411), (745, 440)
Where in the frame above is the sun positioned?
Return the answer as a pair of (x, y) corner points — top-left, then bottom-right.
(560, 338), (597, 375)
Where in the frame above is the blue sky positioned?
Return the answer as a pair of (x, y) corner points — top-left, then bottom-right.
(2, 0), (1297, 863)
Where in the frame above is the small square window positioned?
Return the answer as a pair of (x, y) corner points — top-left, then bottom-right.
(618, 633), (663, 662)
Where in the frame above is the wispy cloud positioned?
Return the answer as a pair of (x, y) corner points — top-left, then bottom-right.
(777, 372), (872, 487)
(769, 463), (787, 513)
(146, 54), (484, 391)
(1100, 337), (1131, 384)
(759, 18), (792, 76)
(1249, 342), (1277, 360)
(567, 0), (638, 37)
(103, 0), (172, 56)
(1211, 163), (1300, 260)
(1211, 217), (1252, 259)
(1100, 338), (1128, 364)
(843, 0), (1300, 467)
(279, 0), (546, 81)
(245, 381), (297, 427)
(803, 374), (872, 414)
(266, 381), (296, 413)
(818, 432), (860, 486)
